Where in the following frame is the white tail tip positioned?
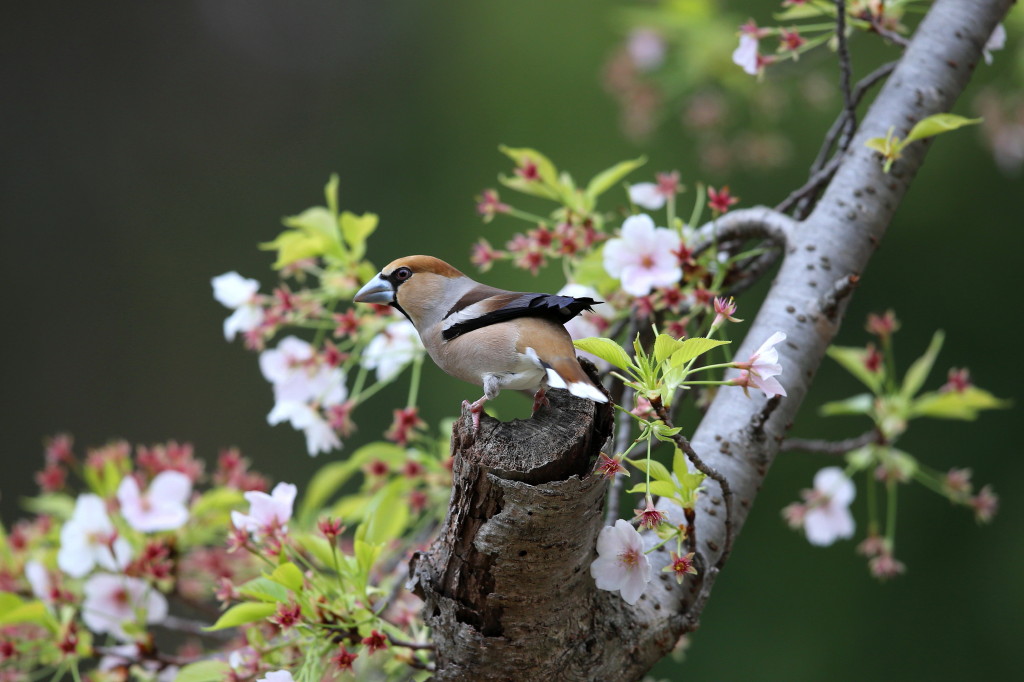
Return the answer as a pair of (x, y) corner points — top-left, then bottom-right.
(568, 380), (608, 403)
(545, 367), (568, 389)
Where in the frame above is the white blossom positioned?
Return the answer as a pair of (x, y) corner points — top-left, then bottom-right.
(983, 24), (1006, 65)
(268, 401), (341, 456)
(589, 519), (652, 605)
(732, 34), (759, 75)
(212, 272), (264, 341)
(734, 331), (787, 398)
(24, 560), (53, 604)
(258, 672), (296, 682)
(804, 467), (856, 546)
(361, 320), (424, 382)
(260, 336), (347, 407)
(626, 28), (666, 71)
(58, 494), (133, 578)
(602, 214), (682, 297)
(117, 471), (192, 532)
(82, 573), (168, 641)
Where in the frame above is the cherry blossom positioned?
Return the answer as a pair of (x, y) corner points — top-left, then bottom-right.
(260, 336), (347, 407)
(590, 519), (652, 605)
(258, 672), (296, 682)
(361, 320), (424, 382)
(58, 494), (133, 578)
(24, 560), (53, 604)
(626, 28), (666, 72)
(732, 331), (787, 398)
(81, 573), (168, 641)
(628, 171), (680, 210)
(983, 23), (1006, 65)
(212, 271), (265, 341)
(231, 482), (297, 540)
(804, 467), (856, 546)
(602, 214), (682, 297)
(117, 471), (192, 532)
(732, 34), (759, 75)
(268, 401), (341, 456)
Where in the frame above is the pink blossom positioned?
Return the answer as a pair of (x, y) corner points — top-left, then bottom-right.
(628, 172), (681, 210)
(626, 28), (667, 71)
(590, 519), (652, 605)
(803, 467), (856, 546)
(603, 214), (682, 296)
(231, 482), (297, 540)
(24, 560), (54, 605)
(58, 494), (133, 578)
(732, 331), (787, 398)
(81, 573), (168, 641)
(117, 471), (192, 532)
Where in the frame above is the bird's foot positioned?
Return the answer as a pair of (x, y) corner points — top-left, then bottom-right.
(462, 396), (488, 431)
(531, 387), (550, 414)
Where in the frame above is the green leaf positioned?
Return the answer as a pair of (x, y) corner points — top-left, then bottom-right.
(903, 114), (982, 145)
(625, 457), (673, 484)
(845, 446), (875, 471)
(654, 334), (685, 364)
(205, 602), (277, 631)
(667, 337), (730, 367)
(827, 345), (884, 394)
(299, 441), (407, 522)
(820, 393), (875, 417)
(355, 479), (410, 545)
(584, 155), (647, 201)
(900, 330), (944, 400)
(911, 386), (1011, 420)
(260, 206), (345, 268)
(339, 211), (379, 261)
(21, 493), (75, 520)
(352, 539), (383, 592)
(174, 660), (232, 682)
(0, 599), (49, 627)
(774, 3), (833, 20)
(270, 562), (304, 592)
(325, 174), (340, 217)
(625, 480), (678, 498)
(237, 577), (289, 604)
(190, 488), (245, 519)
(498, 145), (559, 186)
(293, 532), (337, 568)
(573, 337), (633, 372)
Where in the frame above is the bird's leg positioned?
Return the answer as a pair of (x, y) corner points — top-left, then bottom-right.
(531, 387), (549, 414)
(462, 395), (488, 431)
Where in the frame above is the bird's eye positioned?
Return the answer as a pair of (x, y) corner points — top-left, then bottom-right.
(394, 267), (412, 281)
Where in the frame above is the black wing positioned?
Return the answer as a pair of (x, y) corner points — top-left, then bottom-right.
(441, 293), (600, 341)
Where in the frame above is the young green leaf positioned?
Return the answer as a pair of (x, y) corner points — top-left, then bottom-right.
(667, 337), (730, 367)
(174, 661), (232, 682)
(903, 114), (982, 145)
(626, 480), (678, 498)
(269, 562), (304, 592)
(205, 602), (277, 631)
(625, 457), (674, 484)
(584, 156), (647, 201)
(237, 577), (289, 604)
(820, 393), (875, 417)
(573, 337), (633, 371)
(339, 211), (379, 261)
(911, 386), (1011, 421)
(654, 334), (685, 364)
(826, 345), (884, 395)
(900, 330), (944, 400)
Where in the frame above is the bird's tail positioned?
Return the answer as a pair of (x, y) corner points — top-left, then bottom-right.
(543, 356), (608, 403)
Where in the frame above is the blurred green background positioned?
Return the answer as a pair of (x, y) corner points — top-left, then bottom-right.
(2, 1), (1021, 679)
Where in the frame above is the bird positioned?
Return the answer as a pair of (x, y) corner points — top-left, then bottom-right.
(353, 255), (608, 429)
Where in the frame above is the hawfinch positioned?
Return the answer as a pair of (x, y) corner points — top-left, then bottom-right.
(354, 255), (608, 428)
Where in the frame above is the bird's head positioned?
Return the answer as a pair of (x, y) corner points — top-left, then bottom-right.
(354, 255), (468, 328)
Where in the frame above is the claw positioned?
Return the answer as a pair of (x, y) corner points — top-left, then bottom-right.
(531, 387), (549, 414)
(462, 396), (488, 431)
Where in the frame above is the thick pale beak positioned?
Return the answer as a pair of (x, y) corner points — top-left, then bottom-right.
(353, 273), (395, 304)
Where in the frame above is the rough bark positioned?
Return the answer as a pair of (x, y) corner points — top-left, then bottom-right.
(411, 0), (1013, 678)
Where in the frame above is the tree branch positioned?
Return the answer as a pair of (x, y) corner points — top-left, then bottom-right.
(781, 429), (882, 455)
(418, 1), (1013, 678)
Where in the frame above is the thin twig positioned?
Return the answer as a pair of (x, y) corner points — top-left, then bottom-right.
(834, 0), (857, 153)
(652, 402), (735, 569)
(781, 429), (882, 454)
(776, 156), (842, 215)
